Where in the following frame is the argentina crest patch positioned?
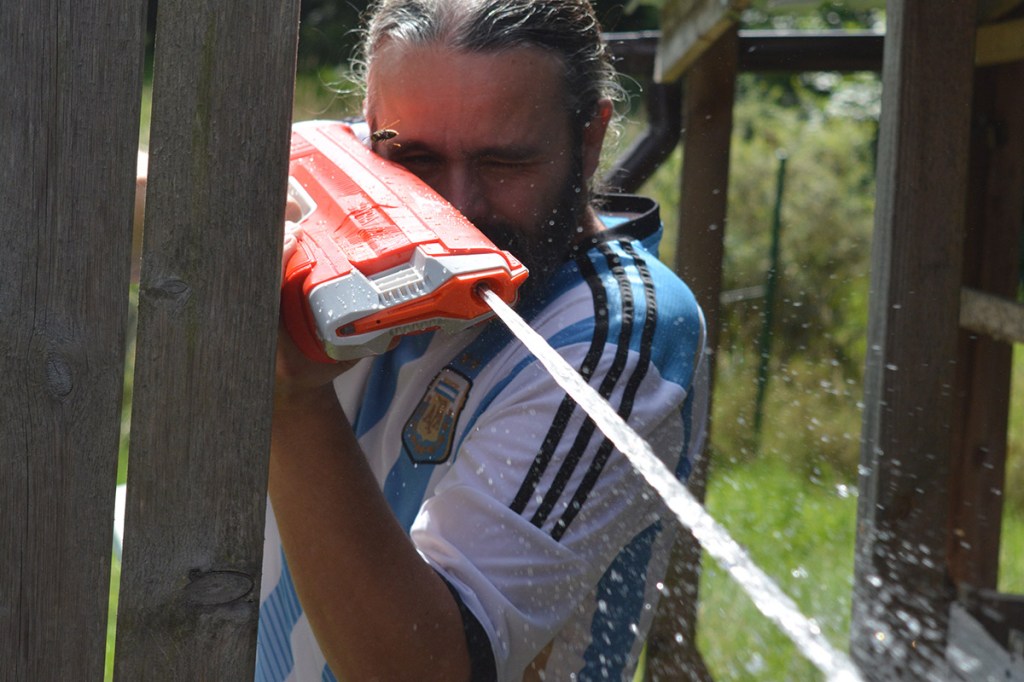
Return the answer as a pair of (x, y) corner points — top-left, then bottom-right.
(402, 367), (472, 464)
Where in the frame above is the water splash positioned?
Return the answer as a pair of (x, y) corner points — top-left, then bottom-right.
(479, 286), (863, 682)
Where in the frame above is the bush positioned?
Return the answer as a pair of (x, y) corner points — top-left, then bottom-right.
(639, 73), (880, 480)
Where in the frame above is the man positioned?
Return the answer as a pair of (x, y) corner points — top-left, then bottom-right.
(260, 1), (708, 680)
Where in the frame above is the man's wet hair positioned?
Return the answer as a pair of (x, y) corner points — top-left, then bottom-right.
(356, 0), (625, 134)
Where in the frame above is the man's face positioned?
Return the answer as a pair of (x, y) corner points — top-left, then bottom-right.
(365, 44), (606, 287)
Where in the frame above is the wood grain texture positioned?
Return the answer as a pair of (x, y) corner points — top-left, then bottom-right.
(948, 60), (1024, 590)
(112, 0), (299, 678)
(850, 1), (979, 678)
(0, 1), (146, 679)
(656, 0), (748, 83)
(646, 28), (738, 682)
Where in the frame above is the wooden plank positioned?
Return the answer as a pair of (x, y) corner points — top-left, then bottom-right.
(605, 30), (886, 76)
(738, 30), (885, 73)
(947, 602), (1024, 680)
(977, 17), (1024, 66)
(948, 60), (1024, 590)
(656, 0), (749, 83)
(959, 588), (1024, 650)
(0, 1), (146, 679)
(850, 1), (979, 678)
(112, 0), (299, 678)
(645, 28), (738, 682)
(978, 0), (1024, 23)
(961, 287), (1024, 343)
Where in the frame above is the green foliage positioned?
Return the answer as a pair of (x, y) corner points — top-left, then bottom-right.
(742, 0), (885, 31)
(293, 67), (363, 121)
(737, 1), (885, 114)
(697, 459), (857, 681)
(639, 71), (880, 478)
(105, 556), (121, 681)
(297, 1), (368, 71)
(624, 0), (885, 31)
(1006, 344), (1024, 517)
(726, 80), (877, 367)
(1000, 494), (1024, 593)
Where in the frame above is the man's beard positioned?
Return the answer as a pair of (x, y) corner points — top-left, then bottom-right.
(479, 163), (587, 304)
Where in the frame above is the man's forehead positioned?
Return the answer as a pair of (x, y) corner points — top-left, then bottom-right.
(364, 44), (572, 148)
(366, 44), (565, 107)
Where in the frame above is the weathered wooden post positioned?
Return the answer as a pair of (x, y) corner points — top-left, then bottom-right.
(112, 0), (299, 678)
(645, 3), (743, 679)
(850, 0), (978, 678)
(0, 2), (146, 679)
(949, 32), (1024, 596)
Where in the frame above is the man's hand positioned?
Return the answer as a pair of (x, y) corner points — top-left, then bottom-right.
(275, 218), (355, 410)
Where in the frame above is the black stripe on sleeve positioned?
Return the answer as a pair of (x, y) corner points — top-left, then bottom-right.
(438, 573), (498, 682)
(530, 244), (635, 531)
(509, 254), (609, 515)
(552, 241), (659, 540)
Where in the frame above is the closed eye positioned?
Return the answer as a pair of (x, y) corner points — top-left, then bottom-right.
(389, 151), (440, 173)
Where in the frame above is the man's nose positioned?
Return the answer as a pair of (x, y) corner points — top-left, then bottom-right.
(435, 167), (485, 221)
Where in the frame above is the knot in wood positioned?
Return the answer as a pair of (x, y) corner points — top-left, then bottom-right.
(183, 569), (254, 606)
(147, 276), (192, 305)
(45, 352), (73, 398)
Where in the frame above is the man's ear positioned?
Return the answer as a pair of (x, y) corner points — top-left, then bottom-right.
(581, 98), (613, 181)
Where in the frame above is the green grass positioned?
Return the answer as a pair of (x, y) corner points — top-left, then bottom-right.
(696, 459), (858, 681)
(691, 457), (1024, 681)
(1002, 344), (1024, 594)
(1002, 511), (1024, 594)
(106, 557), (121, 680)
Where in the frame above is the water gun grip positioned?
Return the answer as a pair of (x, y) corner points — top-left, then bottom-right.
(281, 243), (334, 364)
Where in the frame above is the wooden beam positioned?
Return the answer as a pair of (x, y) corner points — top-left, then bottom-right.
(948, 59), (1024, 591)
(656, 0), (749, 83)
(0, 2), (145, 679)
(978, 0), (1024, 23)
(112, 0), (299, 678)
(960, 287), (1024, 343)
(948, 587), (1024, 679)
(946, 602), (1024, 680)
(645, 27), (738, 682)
(976, 17), (1024, 66)
(850, 0), (979, 678)
(959, 587), (1024, 651)
(738, 30), (884, 72)
(605, 30), (886, 76)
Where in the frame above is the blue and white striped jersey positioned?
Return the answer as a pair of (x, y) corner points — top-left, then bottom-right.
(257, 195), (709, 682)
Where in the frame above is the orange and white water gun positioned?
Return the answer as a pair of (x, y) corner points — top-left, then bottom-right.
(282, 120), (529, 363)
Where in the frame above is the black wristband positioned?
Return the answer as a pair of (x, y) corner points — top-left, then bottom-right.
(437, 573), (498, 682)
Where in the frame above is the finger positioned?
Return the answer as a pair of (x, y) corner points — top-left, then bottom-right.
(285, 195), (302, 222)
(281, 221), (304, 284)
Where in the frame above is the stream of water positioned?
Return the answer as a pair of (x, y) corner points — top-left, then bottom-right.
(479, 286), (864, 682)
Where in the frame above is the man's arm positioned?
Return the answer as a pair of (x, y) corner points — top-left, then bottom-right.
(269, 342), (473, 682)
(269, 226), (472, 680)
